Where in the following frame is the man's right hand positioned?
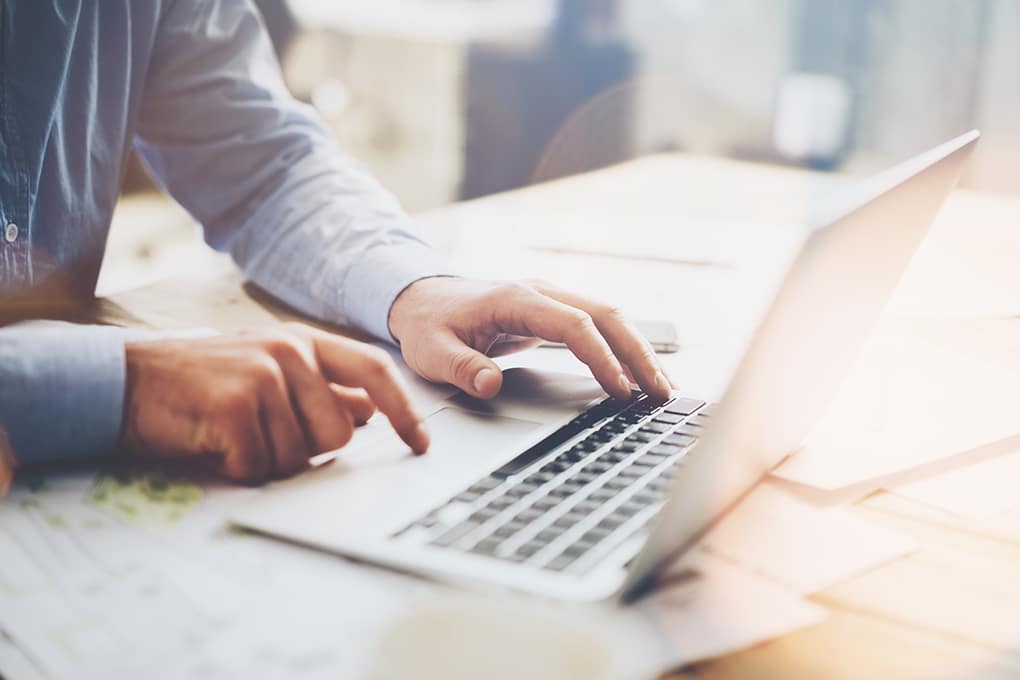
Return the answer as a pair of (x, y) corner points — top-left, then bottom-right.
(120, 323), (430, 484)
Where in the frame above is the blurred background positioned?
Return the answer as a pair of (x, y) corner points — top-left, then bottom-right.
(101, 0), (1018, 295)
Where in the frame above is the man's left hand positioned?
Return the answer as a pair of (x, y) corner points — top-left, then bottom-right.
(389, 278), (675, 401)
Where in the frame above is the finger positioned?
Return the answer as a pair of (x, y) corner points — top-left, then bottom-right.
(415, 330), (504, 399)
(258, 372), (314, 478)
(330, 385), (377, 425)
(307, 332), (429, 455)
(532, 285), (672, 400)
(489, 286), (632, 399)
(218, 399), (274, 484)
(265, 335), (356, 454)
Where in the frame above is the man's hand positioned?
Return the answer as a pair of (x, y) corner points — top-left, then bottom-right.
(389, 278), (674, 402)
(120, 323), (429, 484)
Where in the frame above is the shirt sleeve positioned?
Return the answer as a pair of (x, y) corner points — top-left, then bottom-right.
(133, 0), (454, 342)
(0, 322), (126, 467)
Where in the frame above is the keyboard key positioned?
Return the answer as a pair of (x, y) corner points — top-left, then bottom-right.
(687, 414), (711, 428)
(640, 422), (672, 434)
(573, 499), (601, 514)
(617, 501), (644, 517)
(562, 543), (588, 558)
(492, 524), (519, 539)
(598, 515), (625, 531)
(653, 413), (684, 425)
(467, 478), (501, 495)
(582, 526), (612, 543)
(585, 462), (613, 475)
(599, 450), (629, 464)
(649, 443), (684, 457)
(664, 398), (705, 416)
(545, 554), (578, 571)
(515, 540), (546, 559)
(663, 433), (697, 447)
(515, 508), (543, 523)
(532, 496), (559, 511)
(469, 508), (498, 523)
(549, 485), (574, 498)
(604, 477), (632, 490)
(536, 528), (563, 543)
(471, 537), (504, 556)
(625, 432), (655, 444)
(431, 521), (480, 547)
(613, 442), (638, 454)
(553, 516), (578, 529)
(619, 465), (646, 479)
(589, 487), (616, 502)
(487, 496), (515, 511)
(541, 461), (569, 474)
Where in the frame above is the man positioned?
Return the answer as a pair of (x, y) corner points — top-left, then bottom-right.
(0, 1), (671, 489)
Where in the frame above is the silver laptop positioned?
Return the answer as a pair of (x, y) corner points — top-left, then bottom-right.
(232, 131), (979, 602)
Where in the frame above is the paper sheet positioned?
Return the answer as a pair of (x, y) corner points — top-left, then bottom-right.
(892, 442), (1020, 520)
(702, 482), (917, 594)
(0, 472), (426, 680)
(775, 327), (1020, 492)
(628, 553), (828, 675)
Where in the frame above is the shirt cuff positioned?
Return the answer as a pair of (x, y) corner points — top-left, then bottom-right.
(1, 324), (127, 466)
(341, 240), (457, 343)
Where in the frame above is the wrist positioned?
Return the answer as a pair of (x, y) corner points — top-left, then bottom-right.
(388, 275), (459, 344)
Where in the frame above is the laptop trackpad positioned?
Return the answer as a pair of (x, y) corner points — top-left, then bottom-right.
(424, 407), (543, 465)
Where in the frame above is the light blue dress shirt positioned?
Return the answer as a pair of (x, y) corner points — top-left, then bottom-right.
(0, 1), (450, 465)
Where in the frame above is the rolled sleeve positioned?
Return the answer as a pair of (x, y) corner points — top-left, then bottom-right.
(342, 241), (456, 343)
(135, 0), (457, 343)
(0, 323), (126, 466)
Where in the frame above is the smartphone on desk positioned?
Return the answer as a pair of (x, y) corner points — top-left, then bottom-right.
(542, 319), (680, 354)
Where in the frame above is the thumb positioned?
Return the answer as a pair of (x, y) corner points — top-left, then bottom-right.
(435, 333), (503, 399)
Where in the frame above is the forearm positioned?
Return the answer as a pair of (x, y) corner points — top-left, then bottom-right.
(0, 322), (127, 467)
(134, 0), (454, 343)
(224, 147), (454, 342)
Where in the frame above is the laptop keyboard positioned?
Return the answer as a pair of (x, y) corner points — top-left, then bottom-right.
(394, 393), (713, 575)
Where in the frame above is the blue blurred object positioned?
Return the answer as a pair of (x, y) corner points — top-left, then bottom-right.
(461, 0), (636, 199)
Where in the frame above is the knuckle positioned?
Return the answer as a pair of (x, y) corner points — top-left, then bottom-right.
(248, 355), (284, 390)
(260, 331), (306, 363)
(360, 346), (395, 377)
(214, 388), (257, 423)
(596, 303), (626, 324)
(449, 350), (479, 380)
(504, 281), (537, 297)
(490, 281), (535, 303)
(569, 311), (596, 333)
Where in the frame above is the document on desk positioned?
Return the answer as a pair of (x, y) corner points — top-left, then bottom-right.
(775, 326), (1020, 493)
(0, 472), (425, 680)
(892, 439), (1020, 520)
(702, 481), (917, 594)
(629, 552), (828, 675)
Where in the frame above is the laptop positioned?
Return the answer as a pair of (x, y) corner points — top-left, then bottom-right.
(232, 131), (979, 602)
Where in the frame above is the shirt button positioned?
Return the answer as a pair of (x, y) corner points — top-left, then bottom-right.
(4, 223), (18, 243)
